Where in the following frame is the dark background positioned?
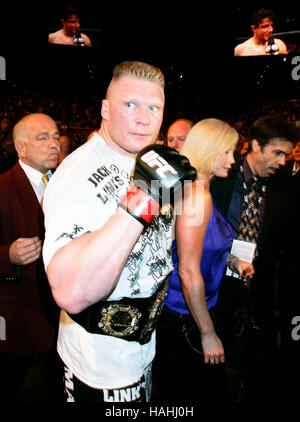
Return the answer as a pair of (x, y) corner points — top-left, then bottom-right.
(1, 1), (300, 133)
(0, 1), (299, 403)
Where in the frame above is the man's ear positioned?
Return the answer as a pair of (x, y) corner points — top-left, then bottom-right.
(101, 99), (109, 120)
(252, 139), (261, 153)
(14, 140), (26, 158)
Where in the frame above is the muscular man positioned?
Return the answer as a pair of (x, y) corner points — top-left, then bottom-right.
(234, 9), (287, 56)
(48, 6), (92, 47)
(42, 61), (196, 402)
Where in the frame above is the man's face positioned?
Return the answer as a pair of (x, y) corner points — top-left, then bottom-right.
(253, 138), (293, 178)
(62, 14), (80, 35)
(17, 115), (61, 173)
(252, 18), (273, 42)
(101, 76), (165, 157)
(167, 120), (192, 152)
(292, 141), (300, 162)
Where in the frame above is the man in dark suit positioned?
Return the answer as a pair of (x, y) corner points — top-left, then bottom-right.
(0, 113), (62, 402)
(210, 115), (297, 402)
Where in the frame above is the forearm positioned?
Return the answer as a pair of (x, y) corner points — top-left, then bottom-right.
(179, 269), (215, 336)
(47, 209), (143, 314)
(179, 268), (225, 363)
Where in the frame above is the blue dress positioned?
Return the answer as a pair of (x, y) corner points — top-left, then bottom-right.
(164, 199), (233, 314)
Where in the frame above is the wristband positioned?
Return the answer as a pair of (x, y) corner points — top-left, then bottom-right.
(119, 186), (160, 226)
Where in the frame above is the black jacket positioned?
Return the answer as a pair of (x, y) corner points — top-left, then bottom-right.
(210, 155), (298, 313)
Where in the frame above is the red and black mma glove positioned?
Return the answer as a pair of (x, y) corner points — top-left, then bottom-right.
(119, 145), (197, 226)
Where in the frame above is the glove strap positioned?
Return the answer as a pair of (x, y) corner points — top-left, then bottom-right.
(119, 186), (160, 226)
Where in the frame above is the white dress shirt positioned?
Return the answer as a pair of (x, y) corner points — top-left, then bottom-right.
(18, 160), (52, 203)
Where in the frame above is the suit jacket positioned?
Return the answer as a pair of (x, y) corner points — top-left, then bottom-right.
(281, 159), (300, 180)
(210, 155), (298, 315)
(282, 159), (294, 176)
(0, 162), (58, 355)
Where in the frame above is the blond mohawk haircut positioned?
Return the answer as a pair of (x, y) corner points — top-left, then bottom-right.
(112, 61), (165, 89)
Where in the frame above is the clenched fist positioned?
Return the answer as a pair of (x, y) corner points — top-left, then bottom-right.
(119, 145), (197, 226)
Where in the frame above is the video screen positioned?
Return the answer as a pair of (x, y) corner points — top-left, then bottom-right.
(232, 6), (300, 57)
(47, 1), (104, 49)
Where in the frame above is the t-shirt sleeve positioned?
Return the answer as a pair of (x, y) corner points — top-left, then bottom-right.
(42, 173), (114, 270)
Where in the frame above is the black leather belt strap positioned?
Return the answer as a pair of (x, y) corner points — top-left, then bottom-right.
(68, 277), (169, 345)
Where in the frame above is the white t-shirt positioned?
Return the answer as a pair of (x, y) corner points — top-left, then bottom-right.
(43, 133), (173, 389)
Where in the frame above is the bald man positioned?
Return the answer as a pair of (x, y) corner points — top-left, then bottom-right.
(167, 118), (194, 152)
(0, 113), (62, 402)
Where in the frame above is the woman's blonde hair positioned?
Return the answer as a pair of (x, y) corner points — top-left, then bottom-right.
(180, 118), (239, 174)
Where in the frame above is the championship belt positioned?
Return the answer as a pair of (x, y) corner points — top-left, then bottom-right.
(68, 278), (169, 345)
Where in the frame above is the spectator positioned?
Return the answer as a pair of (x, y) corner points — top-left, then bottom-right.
(155, 119), (254, 401)
(0, 113), (63, 402)
(167, 118), (194, 152)
(211, 115), (296, 402)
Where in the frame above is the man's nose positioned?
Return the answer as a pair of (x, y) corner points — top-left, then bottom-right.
(278, 156), (286, 166)
(136, 107), (150, 125)
(49, 137), (60, 150)
(173, 140), (180, 151)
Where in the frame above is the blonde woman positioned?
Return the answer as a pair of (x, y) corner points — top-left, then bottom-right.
(155, 118), (254, 401)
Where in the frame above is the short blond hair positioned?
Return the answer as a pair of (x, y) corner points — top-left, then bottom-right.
(111, 61), (165, 89)
(180, 118), (239, 174)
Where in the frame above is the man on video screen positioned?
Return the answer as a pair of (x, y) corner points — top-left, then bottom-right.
(234, 9), (287, 56)
(48, 6), (92, 47)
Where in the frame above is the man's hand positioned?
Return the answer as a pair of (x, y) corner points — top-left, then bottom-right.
(9, 236), (42, 266)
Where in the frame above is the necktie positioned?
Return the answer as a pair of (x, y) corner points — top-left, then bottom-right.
(41, 174), (49, 188)
(238, 174), (260, 244)
(237, 172), (264, 287)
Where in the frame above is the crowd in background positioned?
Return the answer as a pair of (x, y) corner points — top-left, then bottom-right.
(0, 66), (299, 403)
(1, 82), (300, 170)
